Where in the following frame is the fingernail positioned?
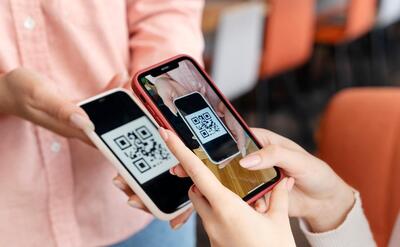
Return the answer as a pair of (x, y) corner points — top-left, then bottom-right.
(190, 185), (197, 194)
(286, 177), (295, 191)
(172, 223), (183, 230)
(112, 177), (127, 191)
(169, 167), (176, 175)
(240, 154), (261, 168)
(159, 127), (168, 141)
(70, 113), (94, 131)
(127, 198), (142, 208)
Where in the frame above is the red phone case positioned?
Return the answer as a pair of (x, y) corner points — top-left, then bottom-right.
(131, 54), (283, 204)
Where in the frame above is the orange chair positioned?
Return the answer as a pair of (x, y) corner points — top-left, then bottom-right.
(259, 0), (315, 78)
(317, 88), (400, 247)
(256, 0), (315, 144)
(315, 0), (377, 44)
(315, 0), (377, 87)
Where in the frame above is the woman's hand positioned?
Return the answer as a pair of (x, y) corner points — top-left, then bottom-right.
(239, 128), (355, 233)
(0, 68), (94, 143)
(216, 102), (246, 156)
(112, 173), (194, 230)
(160, 127), (296, 247)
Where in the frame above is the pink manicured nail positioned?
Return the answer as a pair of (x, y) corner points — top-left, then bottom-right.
(191, 185), (198, 194)
(127, 198), (142, 208)
(169, 167), (176, 175)
(172, 223), (183, 230)
(159, 127), (169, 141)
(240, 154), (261, 168)
(70, 113), (94, 131)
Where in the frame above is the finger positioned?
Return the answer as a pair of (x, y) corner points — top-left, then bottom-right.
(127, 194), (149, 213)
(9, 69), (93, 132)
(266, 177), (293, 218)
(216, 102), (225, 117)
(250, 128), (305, 152)
(170, 165), (188, 177)
(160, 127), (228, 204)
(113, 174), (134, 196)
(164, 97), (178, 115)
(239, 144), (311, 177)
(32, 88), (94, 132)
(169, 207), (193, 230)
(188, 185), (213, 221)
(27, 106), (92, 145)
(254, 192), (270, 213)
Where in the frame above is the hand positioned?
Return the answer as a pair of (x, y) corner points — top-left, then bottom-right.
(155, 76), (206, 115)
(216, 102), (246, 156)
(239, 128), (355, 233)
(0, 68), (95, 143)
(112, 174), (193, 229)
(160, 127), (296, 247)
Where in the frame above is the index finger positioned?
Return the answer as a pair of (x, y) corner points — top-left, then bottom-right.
(159, 127), (228, 204)
(250, 128), (305, 152)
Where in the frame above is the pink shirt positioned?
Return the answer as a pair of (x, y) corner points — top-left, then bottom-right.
(0, 1), (204, 246)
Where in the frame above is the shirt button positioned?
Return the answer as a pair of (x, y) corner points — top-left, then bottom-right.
(51, 142), (61, 153)
(23, 17), (36, 30)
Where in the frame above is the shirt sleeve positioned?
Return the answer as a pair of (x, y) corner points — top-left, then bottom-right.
(299, 192), (377, 247)
(127, 0), (205, 76)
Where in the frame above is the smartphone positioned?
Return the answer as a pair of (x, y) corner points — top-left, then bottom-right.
(174, 91), (239, 164)
(132, 55), (281, 203)
(79, 88), (192, 220)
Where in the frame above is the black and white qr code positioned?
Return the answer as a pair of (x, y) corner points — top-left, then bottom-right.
(190, 112), (221, 138)
(185, 108), (227, 144)
(113, 125), (171, 173)
(102, 116), (177, 184)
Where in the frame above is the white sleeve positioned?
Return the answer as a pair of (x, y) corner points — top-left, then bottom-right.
(299, 192), (376, 247)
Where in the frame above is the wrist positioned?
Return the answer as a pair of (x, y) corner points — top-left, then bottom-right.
(305, 183), (355, 233)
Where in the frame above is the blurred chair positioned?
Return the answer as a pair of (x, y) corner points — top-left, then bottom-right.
(315, 0), (377, 88)
(317, 88), (400, 247)
(315, 0), (376, 43)
(211, 2), (265, 100)
(258, 0), (315, 144)
(259, 0), (315, 78)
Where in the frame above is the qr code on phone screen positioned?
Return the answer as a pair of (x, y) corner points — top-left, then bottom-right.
(185, 108), (227, 144)
(190, 112), (221, 138)
(113, 125), (171, 173)
(102, 116), (177, 184)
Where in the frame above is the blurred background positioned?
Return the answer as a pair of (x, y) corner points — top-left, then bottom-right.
(197, 0), (400, 246)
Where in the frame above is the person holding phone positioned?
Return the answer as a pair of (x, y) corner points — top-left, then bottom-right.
(0, 1), (204, 246)
(159, 127), (378, 247)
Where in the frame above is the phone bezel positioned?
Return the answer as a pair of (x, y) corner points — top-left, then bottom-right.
(78, 88), (192, 220)
(132, 55), (282, 203)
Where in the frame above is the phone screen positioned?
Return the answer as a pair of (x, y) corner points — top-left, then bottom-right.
(137, 56), (280, 200)
(80, 91), (192, 213)
(174, 92), (239, 164)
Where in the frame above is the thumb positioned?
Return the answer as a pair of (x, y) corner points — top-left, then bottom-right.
(267, 177), (294, 218)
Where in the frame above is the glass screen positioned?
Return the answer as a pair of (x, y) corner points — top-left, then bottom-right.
(138, 57), (280, 200)
(81, 91), (192, 213)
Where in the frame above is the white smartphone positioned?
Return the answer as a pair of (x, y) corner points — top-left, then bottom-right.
(79, 88), (192, 220)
